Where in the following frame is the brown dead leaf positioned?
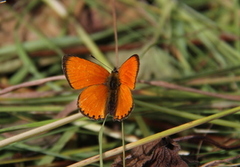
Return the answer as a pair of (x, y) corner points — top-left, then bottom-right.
(112, 137), (188, 167)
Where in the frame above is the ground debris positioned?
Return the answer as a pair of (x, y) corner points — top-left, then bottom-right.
(112, 137), (188, 167)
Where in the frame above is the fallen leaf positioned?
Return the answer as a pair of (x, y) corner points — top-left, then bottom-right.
(112, 137), (188, 167)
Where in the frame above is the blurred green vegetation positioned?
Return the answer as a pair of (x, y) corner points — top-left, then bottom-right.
(0, 0), (239, 166)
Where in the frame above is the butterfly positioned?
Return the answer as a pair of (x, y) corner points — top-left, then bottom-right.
(62, 54), (139, 121)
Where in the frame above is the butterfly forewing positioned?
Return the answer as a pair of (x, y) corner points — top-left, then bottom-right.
(78, 84), (108, 120)
(118, 54), (139, 90)
(63, 55), (110, 90)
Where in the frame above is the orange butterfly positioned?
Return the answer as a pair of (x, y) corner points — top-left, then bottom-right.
(62, 54), (139, 121)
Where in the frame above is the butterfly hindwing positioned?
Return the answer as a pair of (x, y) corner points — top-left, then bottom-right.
(118, 54), (139, 90)
(113, 84), (133, 121)
(78, 84), (108, 120)
(63, 55), (110, 89)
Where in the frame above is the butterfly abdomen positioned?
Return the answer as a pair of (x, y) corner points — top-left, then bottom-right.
(106, 70), (121, 117)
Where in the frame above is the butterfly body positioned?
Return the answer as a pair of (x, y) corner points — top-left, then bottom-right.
(63, 54), (139, 121)
(106, 69), (120, 116)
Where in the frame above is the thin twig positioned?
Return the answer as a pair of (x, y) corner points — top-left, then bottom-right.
(200, 155), (240, 167)
(174, 135), (240, 150)
(139, 80), (240, 101)
(111, 0), (119, 67)
(0, 75), (65, 95)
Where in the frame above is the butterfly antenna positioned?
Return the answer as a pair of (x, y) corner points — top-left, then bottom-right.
(111, 0), (119, 68)
(90, 55), (112, 71)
